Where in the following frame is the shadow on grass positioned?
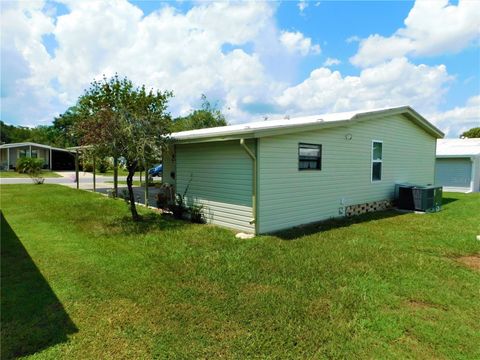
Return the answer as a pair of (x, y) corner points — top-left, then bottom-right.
(109, 212), (188, 235)
(274, 209), (406, 241)
(442, 197), (458, 205)
(1, 212), (77, 359)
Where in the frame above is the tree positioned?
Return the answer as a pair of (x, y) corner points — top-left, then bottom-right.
(0, 121), (35, 144)
(52, 106), (81, 148)
(74, 75), (173, 221)
(172, 94), (227, 132)
(460, 127), (480, 138)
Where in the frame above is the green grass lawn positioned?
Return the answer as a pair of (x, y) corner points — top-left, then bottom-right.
(1, 185), (479, 359)
(0, 171), (62, 178)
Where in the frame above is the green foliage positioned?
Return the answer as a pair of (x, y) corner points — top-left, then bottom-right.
(16, 157), (44, 174)
(189, 203), (206, 224)
(81, 153), (111, 174)
(96, 158), (110, 173)
(1, 121), (40, 144)
(460, 127), (480, 138)
(16, 157), (45, 184)
(74, 74), (173, 220)
(172, 94), (227, 132)
(1, 116), (79, 148)
(52, 106), (81, 147)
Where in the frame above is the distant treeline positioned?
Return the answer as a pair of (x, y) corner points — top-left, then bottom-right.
(1, 95), (227, 149)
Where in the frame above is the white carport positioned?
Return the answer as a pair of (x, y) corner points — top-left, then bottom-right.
(435, 138), (480, 193)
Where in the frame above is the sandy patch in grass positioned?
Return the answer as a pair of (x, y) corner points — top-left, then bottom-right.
(457, 254), (480, 271)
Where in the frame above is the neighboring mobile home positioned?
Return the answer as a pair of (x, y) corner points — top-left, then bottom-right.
(0, 142), (75, 171)
(435, 138), (480, 193)
(163, 106), (444, 234)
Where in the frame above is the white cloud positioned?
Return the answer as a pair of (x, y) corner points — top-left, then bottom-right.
(428, 95), (480, 138)
(323, 57), (341, 66)
(351, 0), (480, 67)
(279, 31), (321, 56)
(1, 1), (281, 124)
(0, 0), (475, 139)
(276, 57), (452, 115)
(346, 35), (360, 43)
(297, 1), (308, 14)
(0, 0), (62, 124)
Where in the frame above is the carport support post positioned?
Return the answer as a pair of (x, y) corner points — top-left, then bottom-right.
(75, 150), (79, 189)
(7, 148), (10, 170)
(29, 145), (32, 158)
(93, 155), (96, 192)
(113, 157), (118, 198)
(49, 148), (52, 170)
(144, 161), (149, 206)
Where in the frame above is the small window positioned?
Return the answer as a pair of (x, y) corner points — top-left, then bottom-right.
(299, 143), (322, 170)
(18, 149), (27, 158)
(31, 150), (38, 158)
(372, 141), (383, 181)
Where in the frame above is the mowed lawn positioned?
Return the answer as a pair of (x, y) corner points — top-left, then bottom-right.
(0, 171), (62, 178)
(1, 185), (479, 359)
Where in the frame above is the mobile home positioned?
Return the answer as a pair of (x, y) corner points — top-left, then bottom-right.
(163, 106), (444, 234)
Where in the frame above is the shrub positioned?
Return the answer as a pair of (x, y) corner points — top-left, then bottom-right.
(189, 203), (206, 224)
(16, 157), (45, 184)
(96, 158), (110, 173)
(81, 157), (111, 173)
(169, 193), (188, 219)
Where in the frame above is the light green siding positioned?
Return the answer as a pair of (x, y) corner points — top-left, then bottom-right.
(175, 140), (255, 232)
(257, 114), (437, 233)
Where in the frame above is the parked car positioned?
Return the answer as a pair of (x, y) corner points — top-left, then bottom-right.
(148, 164), (162, 177)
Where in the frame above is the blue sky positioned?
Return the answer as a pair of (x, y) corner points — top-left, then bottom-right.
(1, 0), (479, 137)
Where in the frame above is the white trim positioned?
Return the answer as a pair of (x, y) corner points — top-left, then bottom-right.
(171, 106), (444, 143)
(371, 139), (383, 183)
(0, 142), (73, 153)
(469, 157), (475, 193)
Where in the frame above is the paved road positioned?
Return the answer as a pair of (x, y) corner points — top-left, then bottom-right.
(0, 171), (144, 185)
(1, 171), (162, 208)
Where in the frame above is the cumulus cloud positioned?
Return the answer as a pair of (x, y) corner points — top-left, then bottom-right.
(276, 57), (452, 115)
(1, 0), (281, 124)
(428, 95), (480, 138)
(0, 0), (475, 138)
(351, 0), (480, 67)
(279, 31), (321, 56)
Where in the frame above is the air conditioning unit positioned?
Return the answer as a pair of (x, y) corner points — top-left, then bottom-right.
(397, 184), (442, 212)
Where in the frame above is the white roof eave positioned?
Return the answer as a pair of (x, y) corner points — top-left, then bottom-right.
(171, 106), (444, 144)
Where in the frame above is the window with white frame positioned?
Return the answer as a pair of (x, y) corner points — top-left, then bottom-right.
(31, 149), (38, 158)
(18, 149), (27, 158)
(371, 141), (383, 181)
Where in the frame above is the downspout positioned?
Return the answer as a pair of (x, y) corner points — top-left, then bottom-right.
(240, 139), (257, 230)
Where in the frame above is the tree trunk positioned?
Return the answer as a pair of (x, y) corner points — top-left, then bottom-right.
(126, 160), (140, 221)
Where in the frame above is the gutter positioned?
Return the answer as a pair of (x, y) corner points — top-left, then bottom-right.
(240, 139), (257, 229)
